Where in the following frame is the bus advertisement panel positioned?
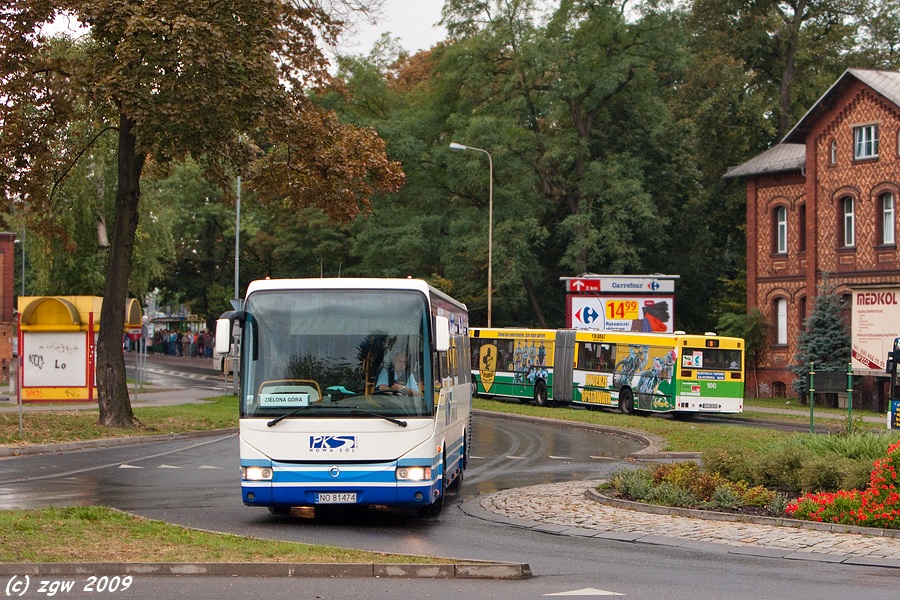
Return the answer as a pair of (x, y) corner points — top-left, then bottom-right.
(217, 278), (471, 518)
(572, 331), (744, 417)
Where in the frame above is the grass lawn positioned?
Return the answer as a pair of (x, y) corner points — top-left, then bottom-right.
(0, 506), (448, 564)
(0, 395), (238, 447)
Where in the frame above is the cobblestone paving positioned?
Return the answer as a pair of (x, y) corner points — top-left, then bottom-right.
(480, 480), (900, 559)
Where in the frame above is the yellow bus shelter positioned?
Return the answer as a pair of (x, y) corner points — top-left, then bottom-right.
(17, 296), (142, 403)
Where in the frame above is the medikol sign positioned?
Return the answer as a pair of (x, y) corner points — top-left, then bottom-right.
(852, 288), (900, 372)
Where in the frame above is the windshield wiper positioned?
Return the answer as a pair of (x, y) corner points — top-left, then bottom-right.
(344, 409), (407, 428)
(266, 404), (407, 428)
(267, 405), (312, 427)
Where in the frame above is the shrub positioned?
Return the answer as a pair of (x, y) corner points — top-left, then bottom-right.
(798, 455), (853, 493)
(608, 468), (653, 500)
(705, 485), (743, 511)
(702, 432), (900, 494)
(646, 482), (698, 507)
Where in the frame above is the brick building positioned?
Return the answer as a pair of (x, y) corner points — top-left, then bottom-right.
(726, 69), (900, 406)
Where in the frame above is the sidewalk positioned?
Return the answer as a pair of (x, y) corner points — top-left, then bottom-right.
(0, 352), (227, 411)
(464, 480), (900, 569)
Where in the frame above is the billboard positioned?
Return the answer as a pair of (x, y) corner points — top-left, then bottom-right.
(852, 289), (900, 372)
(567, 295), (674, 333)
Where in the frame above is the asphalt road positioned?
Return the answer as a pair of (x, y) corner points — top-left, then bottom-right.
(2, 354), (899, 599)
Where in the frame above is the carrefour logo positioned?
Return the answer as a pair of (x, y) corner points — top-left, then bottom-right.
(575, 306), (600, 325)
(310, 435), (358, 453)
(649, 281), (660, 291)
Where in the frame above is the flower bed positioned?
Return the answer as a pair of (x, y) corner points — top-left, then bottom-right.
(786, 440), (900, 529)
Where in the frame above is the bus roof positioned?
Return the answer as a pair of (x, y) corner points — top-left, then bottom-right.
(573, 329), (743, 346)
(244, 278), (467, 311)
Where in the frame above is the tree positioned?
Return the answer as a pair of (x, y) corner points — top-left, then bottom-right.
(717, 308), (769, 397)
(1, 1), (403, 428)
(789, 279), (852, 398)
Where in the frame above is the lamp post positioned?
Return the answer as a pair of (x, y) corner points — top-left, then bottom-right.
(449, 142), (493, 327)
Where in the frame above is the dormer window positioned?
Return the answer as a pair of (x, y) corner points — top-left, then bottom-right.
(854, 124), (879, 160)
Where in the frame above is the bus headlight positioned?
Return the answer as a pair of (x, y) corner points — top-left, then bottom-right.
(396, 466), (431, 481)
(242, 466), (273, 481)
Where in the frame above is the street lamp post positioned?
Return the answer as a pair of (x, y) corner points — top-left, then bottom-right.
(449, 142), (493, 327)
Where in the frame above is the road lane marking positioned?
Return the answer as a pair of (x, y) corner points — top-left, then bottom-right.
(544, 589), (624, 596)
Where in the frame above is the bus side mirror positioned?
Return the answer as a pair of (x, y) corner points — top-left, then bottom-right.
(434, 316), (451, 352)
(215, 310), (244, 355)
(215, 318), (233, 355)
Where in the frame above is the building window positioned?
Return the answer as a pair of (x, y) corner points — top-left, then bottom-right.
(775, 298), (788, 345)
(881, 192), (896, 245)
(840, 196), (855, 247)
(773, 206), (787, 254)
(830, 140), (837, 165)
(798, 203), (806, 252)
(854, 124), (879, 160)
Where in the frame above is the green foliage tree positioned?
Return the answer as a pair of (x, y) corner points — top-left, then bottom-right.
(1, 1), (403, 428)
(789, 279), (852, 397)
(716, 308), (769, 397)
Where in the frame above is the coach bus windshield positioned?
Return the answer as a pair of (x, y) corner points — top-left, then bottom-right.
(239, 289), (430, 420)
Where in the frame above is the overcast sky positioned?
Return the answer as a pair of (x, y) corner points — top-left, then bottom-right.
(342, 1), (447, 54)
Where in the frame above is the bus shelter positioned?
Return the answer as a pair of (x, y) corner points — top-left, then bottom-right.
(17, 296), (142, 403)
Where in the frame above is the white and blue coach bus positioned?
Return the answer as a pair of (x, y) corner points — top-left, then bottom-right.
(215, 278), (471, 517)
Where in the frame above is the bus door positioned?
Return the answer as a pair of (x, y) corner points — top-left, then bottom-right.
(552, 330), (575, 404)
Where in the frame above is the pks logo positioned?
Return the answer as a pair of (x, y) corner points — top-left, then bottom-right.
(575, 306), (600, 325)
(310, 435), (358, 453)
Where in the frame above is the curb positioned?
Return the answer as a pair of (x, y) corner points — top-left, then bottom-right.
(0, 561), (532, 579)
(585, 487), (900, 540)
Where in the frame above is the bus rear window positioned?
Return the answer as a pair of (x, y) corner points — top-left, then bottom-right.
(683, 348), (742, 370)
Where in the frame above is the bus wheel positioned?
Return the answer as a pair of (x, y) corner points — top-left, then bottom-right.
(533, 381), (548, 407)
(448, 461), (464, 494)
(420, 459), (446, 518)
(619, 388), (634, 415)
